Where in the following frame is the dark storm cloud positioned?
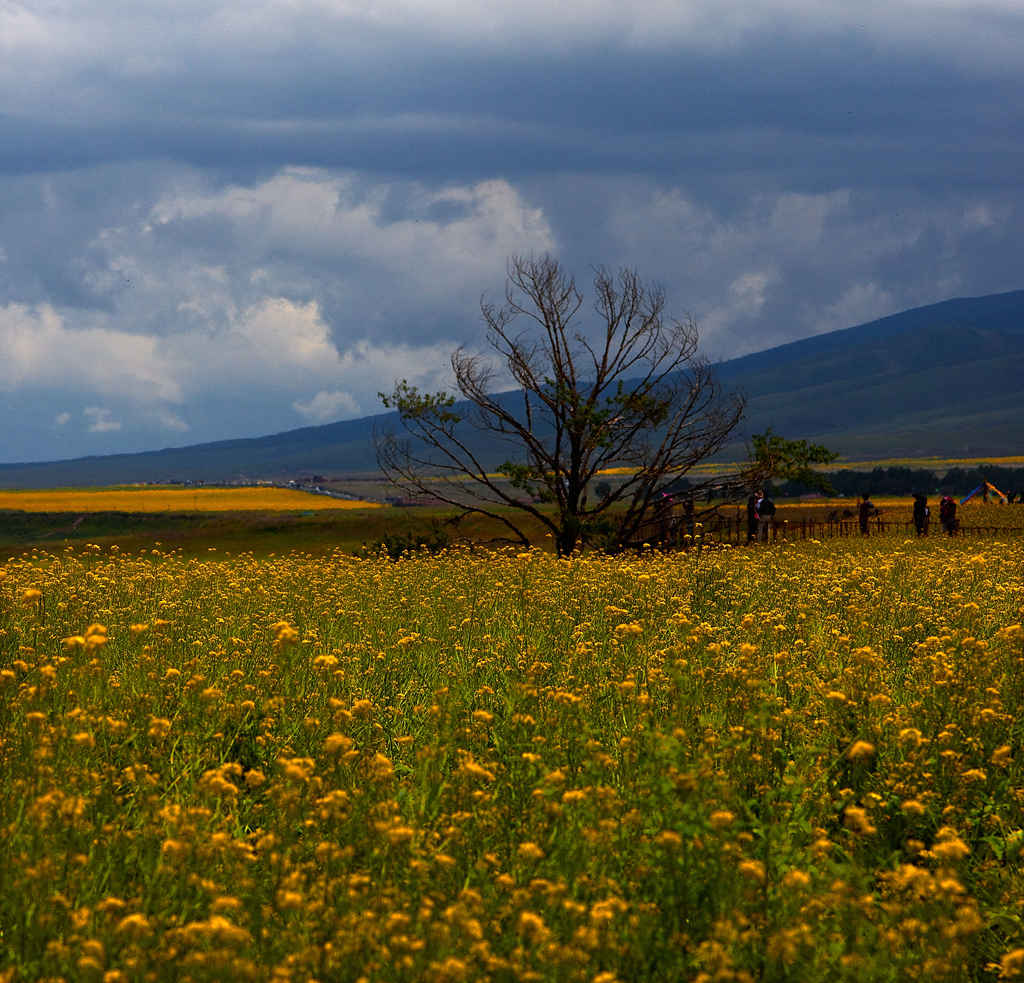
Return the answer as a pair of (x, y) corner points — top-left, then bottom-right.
(2, 0), (1023, 461)
(3, 32), (1022, 192)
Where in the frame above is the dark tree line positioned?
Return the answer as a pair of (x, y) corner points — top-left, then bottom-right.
(773, 464), (1024, 500)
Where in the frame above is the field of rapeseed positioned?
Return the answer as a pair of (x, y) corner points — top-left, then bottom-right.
(0, 489), (381, 513)
(2, 536), (1023, 982)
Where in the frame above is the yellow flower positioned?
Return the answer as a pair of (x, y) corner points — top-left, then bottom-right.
(517, 842), (545, 861)
(459, 756), (496, 783)
(847, 741), (876, 762)
(160, 839), (189, 861)
(613, 621), (643, 637)
(276, 890), (303, 910)
(271, 621), (299, 648)
(517, 910), (549, 939)
(999, 948), (1024, 979)
(323, 733), (354, 755)
(147, 717), (171, 739)
(782, 869), (811, 889)
(932, 830), (971, 862)
(383, 825), (415, 846)
(991, 745), (1013, 767)
(899, 728), (923, 749)
(114, 913), (151, 937)
(590, 898), (626, 924)
(843, 807), (877, 835)
(738, 859), (766, 882)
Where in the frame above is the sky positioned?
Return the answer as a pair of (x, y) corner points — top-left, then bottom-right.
(2, 0), (1022, 463)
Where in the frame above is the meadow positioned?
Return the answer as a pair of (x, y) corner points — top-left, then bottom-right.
(2, 533), (1024, 982)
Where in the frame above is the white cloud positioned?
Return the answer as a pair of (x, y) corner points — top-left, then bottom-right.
(155, 409), (190, 432)
(293, 389), (361, 422)
(0, 302), (184, 402)
(233, 298), (344, 374)
(728, 272), (773, 315)
(84, 406), (121, 432)
(767, 191), (851, 249)
(963, 203), (1000, 230)
(700, 270), (778, 345)
(150, 169), (555, 307)
(812, 282), (897, 334)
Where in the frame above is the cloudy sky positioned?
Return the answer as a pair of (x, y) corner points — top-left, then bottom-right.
(3, 0), (1022, 462)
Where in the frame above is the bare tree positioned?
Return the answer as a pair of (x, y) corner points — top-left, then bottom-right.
(377, 255), (746, 556)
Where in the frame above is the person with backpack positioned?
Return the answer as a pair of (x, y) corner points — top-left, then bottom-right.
(746, 491), (759, 543)
(755, 489), (776, 542)
(912, 494), (930, 536)
(858, 492), (880, 535)
(939, 495), (958, 535)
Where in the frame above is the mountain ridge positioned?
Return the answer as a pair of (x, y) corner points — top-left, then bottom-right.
(3, 288), (1022, 487)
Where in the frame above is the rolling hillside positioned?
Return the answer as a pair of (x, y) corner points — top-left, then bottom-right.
(719, 288), (1024, 458)
(2, 289), (1022, 487)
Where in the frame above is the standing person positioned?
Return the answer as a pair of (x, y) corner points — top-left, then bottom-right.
(858, 492), (879, 535)
(746, 492), (758, 543)
(912, 494), (930, 536)
(756, 489), (776, 542)
(683, 495), (696, 540)
(939, 495), (958, 535)
(657, 493), (674, 545)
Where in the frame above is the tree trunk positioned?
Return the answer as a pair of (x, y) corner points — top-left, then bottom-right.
(556, 515), (581, 557)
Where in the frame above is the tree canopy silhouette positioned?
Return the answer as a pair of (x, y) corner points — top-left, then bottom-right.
(378, 255), (749, 555)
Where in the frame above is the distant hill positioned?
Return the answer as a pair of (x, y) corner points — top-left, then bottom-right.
(719, 288), (1024, 458)
(2, 289), (1022, 488)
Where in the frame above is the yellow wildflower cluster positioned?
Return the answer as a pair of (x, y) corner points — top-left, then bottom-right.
(0, 533), (1022, 980)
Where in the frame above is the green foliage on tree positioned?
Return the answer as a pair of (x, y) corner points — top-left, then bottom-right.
(747, 428), (839, 495)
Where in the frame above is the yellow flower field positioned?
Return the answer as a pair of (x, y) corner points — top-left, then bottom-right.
(0, 487), (382, 513)
(1, 535), (1023, 981)
(598, 455), (1024, 477)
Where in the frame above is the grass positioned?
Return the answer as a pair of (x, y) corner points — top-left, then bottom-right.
(0, 506), (555, 560)
(3, 493), (1022, 561)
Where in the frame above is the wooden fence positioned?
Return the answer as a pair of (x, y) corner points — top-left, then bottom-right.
(630, 514), (1024, 550)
